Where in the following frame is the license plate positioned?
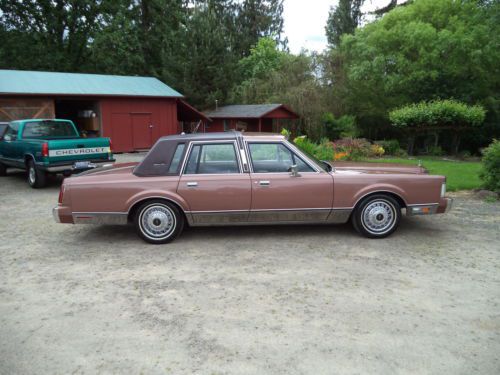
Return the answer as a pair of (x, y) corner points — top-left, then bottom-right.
(73, 161), (94, 169)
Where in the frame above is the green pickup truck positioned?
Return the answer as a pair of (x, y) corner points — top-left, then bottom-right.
(0, 119), (114, 188)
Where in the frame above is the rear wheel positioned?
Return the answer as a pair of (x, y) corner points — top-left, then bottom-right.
(351, 194), (401, 238)
(0, 162), (6, 176)
(134, 200), (184, 244)
(27, 159), (47, 188)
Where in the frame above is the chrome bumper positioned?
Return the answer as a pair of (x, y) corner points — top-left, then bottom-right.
(52, 206), (61, 223)
(45, 161), (114, 173)
(444, 197), (453, 213)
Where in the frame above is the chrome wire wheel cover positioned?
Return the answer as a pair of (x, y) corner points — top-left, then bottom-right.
(361, 200), (397, 235)
(28, 166), (36, 184)
(139, 204), (176, 240)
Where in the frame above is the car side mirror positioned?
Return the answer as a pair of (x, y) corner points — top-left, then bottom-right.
(288, 164), (301, 177)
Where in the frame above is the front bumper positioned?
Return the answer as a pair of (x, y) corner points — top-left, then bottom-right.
(40, 159), (115, 173)
(407, 197), (453, 216)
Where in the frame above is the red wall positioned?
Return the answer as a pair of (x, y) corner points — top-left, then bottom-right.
(100, 98), (177, 152)
(207, 118), (273, 133)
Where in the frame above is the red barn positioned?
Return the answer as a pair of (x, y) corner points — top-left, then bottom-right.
(0, 70), (208, 152)
(203, 104), (299, 133)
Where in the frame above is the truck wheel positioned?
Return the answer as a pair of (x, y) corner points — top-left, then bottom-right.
(27, 159), (47, 188)
(134, 200), (184, 244)
(351, 194), (401, 238)
(0, 162), (6, 176)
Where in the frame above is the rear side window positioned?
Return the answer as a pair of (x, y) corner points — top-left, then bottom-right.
(184, 143), (239, 174)
(167, 143), (185, 173)
(23, 121), (78, 138)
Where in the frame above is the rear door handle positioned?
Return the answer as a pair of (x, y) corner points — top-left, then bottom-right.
(259, 180), (270, 186)
(187, 182), (198, 187)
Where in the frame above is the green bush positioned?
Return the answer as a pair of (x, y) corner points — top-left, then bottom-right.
(480, 139), (500, 192)
(376, 139), (400, 155)
(428, 145), (445, 157)
(294, 136), (335, 161)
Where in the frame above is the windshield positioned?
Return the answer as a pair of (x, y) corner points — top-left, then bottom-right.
(22, 120), (78, 139)
(0, 123), (7, 137)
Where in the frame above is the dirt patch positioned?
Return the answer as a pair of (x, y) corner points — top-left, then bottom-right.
(1, 157), (499, 374)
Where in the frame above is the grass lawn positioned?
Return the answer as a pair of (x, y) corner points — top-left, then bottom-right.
(363, 157), (482, 191)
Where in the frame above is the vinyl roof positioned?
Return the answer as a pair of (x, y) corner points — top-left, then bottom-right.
(204, 104), (298, 118)
(0, 70), (183, 98)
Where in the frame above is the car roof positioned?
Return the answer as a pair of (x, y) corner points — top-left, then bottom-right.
(158, 131), (285, 142)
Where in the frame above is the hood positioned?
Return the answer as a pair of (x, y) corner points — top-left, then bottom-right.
(331, 161), (427, 175)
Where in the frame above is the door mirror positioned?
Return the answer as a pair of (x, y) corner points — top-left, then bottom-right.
(288, 164), (301, 177)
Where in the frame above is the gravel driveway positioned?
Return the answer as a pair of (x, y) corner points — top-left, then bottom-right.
(1, 155), (499, 375)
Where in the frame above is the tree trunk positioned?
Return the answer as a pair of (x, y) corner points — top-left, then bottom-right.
(434, 131), (439, 147)
(451, 132), (461, 155)
(407, 134), (415, 155)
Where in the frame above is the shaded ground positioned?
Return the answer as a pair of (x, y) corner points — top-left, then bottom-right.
(0, 157), (499, 374)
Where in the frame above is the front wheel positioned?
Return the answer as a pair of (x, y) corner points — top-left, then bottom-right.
(352, 194), (401, 238)
(27, 159), (47, 188)
(134, 200), (184, 244)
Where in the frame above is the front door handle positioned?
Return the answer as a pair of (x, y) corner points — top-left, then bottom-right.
(259, 180), (270, 186)
(187, 182), (198, 187)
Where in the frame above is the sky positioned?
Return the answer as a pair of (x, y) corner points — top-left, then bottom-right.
(283, 0), (403, 53)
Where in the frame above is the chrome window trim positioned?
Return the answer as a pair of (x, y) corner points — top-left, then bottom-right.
(180, 140), (243, 176)
(244, 140), (321, 174)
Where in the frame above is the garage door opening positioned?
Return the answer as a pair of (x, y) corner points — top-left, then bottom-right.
(55, 99), (101, 137)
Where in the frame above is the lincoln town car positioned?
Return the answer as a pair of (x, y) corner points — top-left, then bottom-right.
(53, 132), (452, 244)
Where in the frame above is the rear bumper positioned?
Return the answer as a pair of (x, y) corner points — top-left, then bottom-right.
(52, 205), (74, 224)
(41, 159), (115, 173)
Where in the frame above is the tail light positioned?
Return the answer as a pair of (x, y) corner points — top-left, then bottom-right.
(42, 142), (49, 157)
(58, 184), (65, 204)
(109, 138), (113, 153)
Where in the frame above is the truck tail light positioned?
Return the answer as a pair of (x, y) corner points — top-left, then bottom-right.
(58, 184), (65, 204)
(42, 142), (49, 157)
(109, 138), (113, 153)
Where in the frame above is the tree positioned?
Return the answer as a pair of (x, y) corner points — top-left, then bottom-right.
(0, 0), (104, 71)
(325, 0), (364, 47)
(336, 0), (500, 150)
(389, 100), (486, 154)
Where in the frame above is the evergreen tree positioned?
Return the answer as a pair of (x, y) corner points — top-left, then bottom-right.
(325, 0), (364, 47)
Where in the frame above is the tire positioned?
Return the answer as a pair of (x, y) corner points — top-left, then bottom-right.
(351, 194), (401, 238)
(27, 159), (47, 188)
(134, 200), (184, 244)
(0, 162), (6, 176)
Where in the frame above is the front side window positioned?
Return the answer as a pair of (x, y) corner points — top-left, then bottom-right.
(184, 143), (239, 174)
(248, 142), (315, 173)
(22, 120), (78, 139)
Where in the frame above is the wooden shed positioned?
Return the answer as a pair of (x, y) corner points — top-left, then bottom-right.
(203, 104), (299, 133)
(0, 70), (208, 152)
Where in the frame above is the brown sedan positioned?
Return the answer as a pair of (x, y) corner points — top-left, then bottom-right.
(53, 132), (452, 244)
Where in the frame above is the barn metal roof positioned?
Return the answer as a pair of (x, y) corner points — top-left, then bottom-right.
(0, 69), (183, 98)
(204, 104), (298, 119)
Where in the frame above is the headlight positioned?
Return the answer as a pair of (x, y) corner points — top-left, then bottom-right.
(441, 182), (446, 197)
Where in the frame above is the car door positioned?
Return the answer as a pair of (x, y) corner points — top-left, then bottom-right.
(247, 141), (334, 223)
(177, 141), (251, 225)
(0, 123), (23, 167)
